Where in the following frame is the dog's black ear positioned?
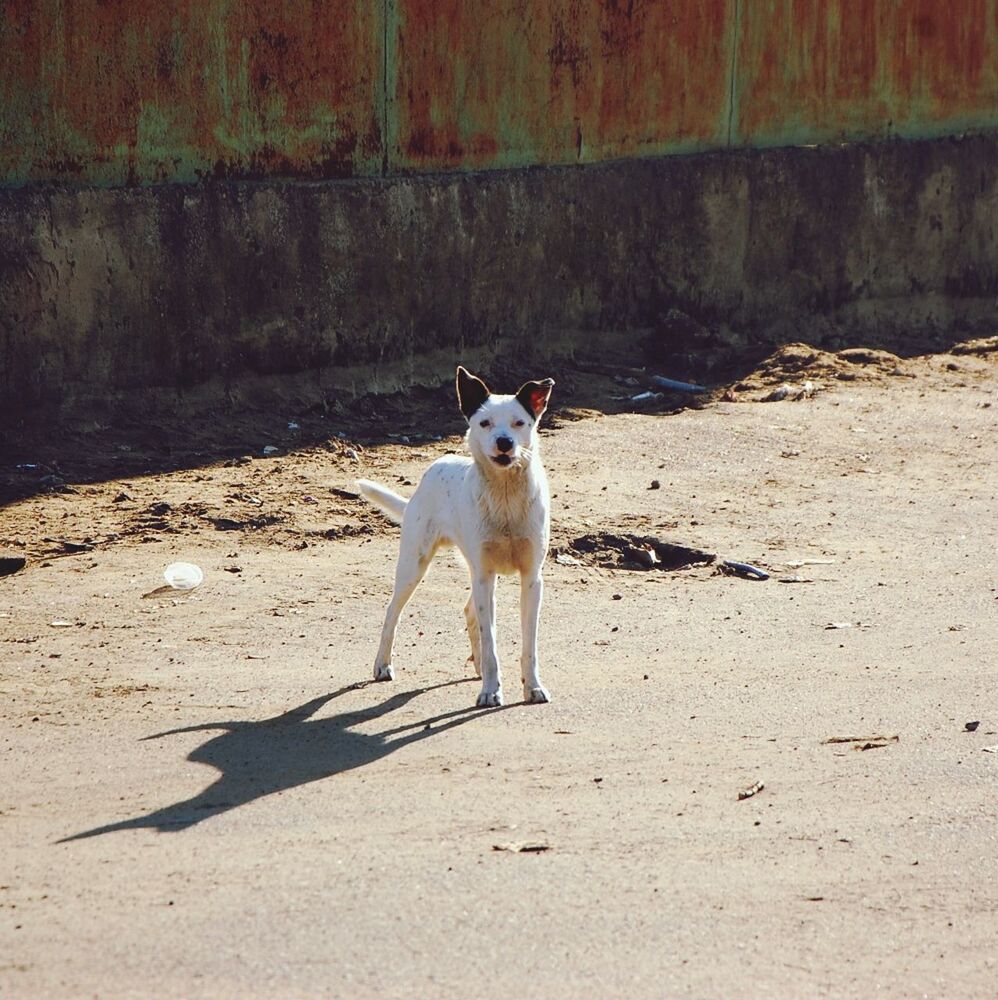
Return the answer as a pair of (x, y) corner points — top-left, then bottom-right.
(456, 366), (491, 420)
(515, 378), (555, 420)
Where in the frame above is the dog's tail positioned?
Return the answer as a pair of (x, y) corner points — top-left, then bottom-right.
(356, 479), (408, 524)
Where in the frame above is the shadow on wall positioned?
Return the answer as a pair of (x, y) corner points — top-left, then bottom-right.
(58, 678), (505, 843)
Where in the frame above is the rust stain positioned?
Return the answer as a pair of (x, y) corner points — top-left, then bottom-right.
(735, 0), (998, 145)
(0, 0), (383, 184)
(892, 0), (994, 117)
(1, 0), (997, 184)
(393, 0), (735, 171)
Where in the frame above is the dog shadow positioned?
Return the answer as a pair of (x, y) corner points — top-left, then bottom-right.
(59, 678), (504, 842)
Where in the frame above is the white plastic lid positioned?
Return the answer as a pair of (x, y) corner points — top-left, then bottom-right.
(164, 562), (204, 590)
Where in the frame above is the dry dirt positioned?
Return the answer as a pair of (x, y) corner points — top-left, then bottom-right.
(2, 341), (998, 998)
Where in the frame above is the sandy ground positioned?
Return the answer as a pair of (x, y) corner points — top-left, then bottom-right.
(2, 343), (997, 998)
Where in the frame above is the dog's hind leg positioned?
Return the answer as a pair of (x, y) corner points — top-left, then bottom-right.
(471, 573), (502, 707)
(463, 596), (482, 678)
(520, 570), (550, 704)
(373, 528), (436, 681)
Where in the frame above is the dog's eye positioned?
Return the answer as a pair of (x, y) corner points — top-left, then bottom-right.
(479, 419), (491, 428)
(513, 419), (526, 428)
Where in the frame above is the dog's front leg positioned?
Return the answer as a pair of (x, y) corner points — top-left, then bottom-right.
(520, 570), (550, 704)
(472, 573), (502, 707)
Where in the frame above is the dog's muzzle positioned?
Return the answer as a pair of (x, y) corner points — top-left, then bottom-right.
(492, 436), (515, 466)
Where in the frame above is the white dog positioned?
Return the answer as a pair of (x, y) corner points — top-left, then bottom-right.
(357, 366), (555, 707)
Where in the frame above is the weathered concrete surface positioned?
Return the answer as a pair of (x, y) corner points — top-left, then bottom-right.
(2, 134), (997, 421)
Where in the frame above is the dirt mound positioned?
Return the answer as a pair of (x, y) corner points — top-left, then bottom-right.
(731, 342), (906, 395)
(950, 334), (998, 355)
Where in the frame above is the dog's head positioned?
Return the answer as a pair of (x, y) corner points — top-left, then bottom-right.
(456, 366), (554, 472)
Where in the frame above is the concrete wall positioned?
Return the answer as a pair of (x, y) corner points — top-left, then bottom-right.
(4, 134), (997, 417)
(2, 3), (997, 419)
(2, 2), (997, 183)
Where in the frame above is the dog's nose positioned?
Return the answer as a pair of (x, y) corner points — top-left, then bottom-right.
(496, 436), (514, 453)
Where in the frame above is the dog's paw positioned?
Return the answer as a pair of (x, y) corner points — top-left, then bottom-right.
(467, 655), (482, 679)
(373, 663), (395, 682)
(475, 689), (503, 708)
(524, 685), (551, 705)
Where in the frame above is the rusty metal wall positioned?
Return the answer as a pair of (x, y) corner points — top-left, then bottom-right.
(1, 1), (996, 184)
(0, 0), (384, 184)
(389, 0), (735, 170)
(734, 0), (998, 147)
